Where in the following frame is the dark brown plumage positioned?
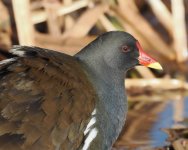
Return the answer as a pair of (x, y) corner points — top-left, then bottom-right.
(0, 46), (96, 150)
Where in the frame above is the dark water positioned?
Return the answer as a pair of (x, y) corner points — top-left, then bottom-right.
(115, 93), (188, 150)
(150, 101), (174, 147)
(151, 97), (188, 147)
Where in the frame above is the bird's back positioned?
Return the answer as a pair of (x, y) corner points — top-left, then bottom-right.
(0, 46), (96, 150)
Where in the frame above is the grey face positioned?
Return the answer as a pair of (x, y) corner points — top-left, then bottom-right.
(99, 31), (140, 71)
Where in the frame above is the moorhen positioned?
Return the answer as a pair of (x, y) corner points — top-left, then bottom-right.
(0, 31), (162, 150)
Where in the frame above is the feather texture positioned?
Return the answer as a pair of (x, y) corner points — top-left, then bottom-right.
(0, 46), (96, 150)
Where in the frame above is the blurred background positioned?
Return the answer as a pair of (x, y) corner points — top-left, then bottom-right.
(0, 0), (188, 149)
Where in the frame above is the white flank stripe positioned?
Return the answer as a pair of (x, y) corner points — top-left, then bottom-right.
(91, 109), (96, 115)
(84, 117), (96, 135)
(0, 58), (16, 65)
(82, 128), (98, 150)
(82, 108), (98, 150)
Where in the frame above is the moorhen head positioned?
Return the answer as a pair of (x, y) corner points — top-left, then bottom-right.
(76, 31), (162, 150)
(0, 31), (162, 150)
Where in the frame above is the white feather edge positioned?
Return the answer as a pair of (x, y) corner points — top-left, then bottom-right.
(10, 46), (25, 56)
(0, 58), (16, 65)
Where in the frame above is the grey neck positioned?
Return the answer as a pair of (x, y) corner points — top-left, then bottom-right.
(76, 49), (128, 149)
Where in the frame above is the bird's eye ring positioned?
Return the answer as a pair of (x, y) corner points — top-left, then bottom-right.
(121, 45), (130, 52)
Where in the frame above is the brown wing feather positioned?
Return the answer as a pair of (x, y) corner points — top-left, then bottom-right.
(0, 46), (96, 150)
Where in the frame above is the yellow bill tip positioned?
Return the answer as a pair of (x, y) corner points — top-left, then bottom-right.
(147, 62), (163, 70)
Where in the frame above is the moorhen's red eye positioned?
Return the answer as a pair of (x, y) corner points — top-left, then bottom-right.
(121, 45), (130, 52)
